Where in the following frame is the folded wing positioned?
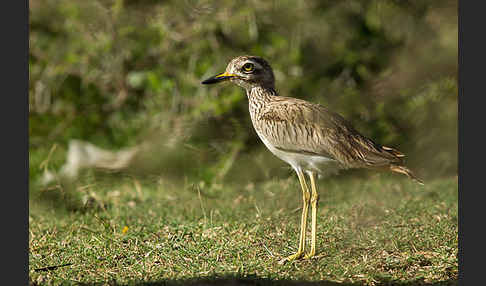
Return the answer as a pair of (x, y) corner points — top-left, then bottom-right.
(256, 96), (404, 169)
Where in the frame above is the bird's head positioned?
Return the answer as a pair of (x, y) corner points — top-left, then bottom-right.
(201, 55), (275, 90)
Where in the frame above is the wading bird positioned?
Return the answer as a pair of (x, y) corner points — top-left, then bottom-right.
(201, 55), (423, 263)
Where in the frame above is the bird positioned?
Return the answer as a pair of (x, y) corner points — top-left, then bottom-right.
(201, 55), (423, 263)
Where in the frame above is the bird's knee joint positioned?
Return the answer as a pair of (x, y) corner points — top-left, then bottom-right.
(303, 192), (311, 203)
(311, 194), (319, 204)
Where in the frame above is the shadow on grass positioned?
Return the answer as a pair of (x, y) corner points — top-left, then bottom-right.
(61, 275), (457, 286)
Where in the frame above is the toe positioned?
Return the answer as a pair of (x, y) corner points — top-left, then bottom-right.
(278, 252), (304, 264)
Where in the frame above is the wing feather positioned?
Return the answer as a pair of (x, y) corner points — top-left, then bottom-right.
(256, 96), (403, 168)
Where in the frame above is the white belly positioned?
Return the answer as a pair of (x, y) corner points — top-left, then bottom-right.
(257, 133), (342, 176)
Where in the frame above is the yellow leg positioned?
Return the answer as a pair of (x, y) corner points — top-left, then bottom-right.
(304, 171), (319, 259)
(279, 169), (310, 264)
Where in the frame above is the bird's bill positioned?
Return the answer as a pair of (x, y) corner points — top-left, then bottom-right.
(201, 72), (236, 84)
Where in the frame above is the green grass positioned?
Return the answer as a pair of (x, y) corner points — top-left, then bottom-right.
(29, 171), (457, 286)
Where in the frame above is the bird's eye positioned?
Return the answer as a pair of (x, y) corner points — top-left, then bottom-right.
(242, 63), (255, 72)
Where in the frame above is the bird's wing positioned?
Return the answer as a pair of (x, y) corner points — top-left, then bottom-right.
(257, 96), (403, 168)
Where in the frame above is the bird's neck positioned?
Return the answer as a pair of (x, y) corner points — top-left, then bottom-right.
(246, 86), (276, 122)
(246, 86), (276, 103)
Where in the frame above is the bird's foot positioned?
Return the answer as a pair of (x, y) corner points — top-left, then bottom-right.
(278, 251), (304, 264)
(303, 251), (316, 260)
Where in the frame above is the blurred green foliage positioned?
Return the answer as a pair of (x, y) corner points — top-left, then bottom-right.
(29, 0), (457, 183)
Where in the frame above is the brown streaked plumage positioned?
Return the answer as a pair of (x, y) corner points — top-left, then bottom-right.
(202, 55), (423, 263)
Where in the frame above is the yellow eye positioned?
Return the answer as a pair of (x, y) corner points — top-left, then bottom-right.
(242, 63), (254, 72)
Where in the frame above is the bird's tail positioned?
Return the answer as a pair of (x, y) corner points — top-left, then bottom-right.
(389, 164), (424, 185)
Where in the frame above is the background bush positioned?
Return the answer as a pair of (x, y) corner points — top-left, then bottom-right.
(29, 0), (457, 185)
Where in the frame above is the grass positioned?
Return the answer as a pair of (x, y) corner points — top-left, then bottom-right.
(29, 169), (457, 286)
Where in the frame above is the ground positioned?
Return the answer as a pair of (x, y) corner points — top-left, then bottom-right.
(29, 172), (457, 286)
